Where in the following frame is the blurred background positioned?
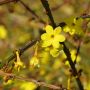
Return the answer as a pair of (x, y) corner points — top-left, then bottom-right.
(0, 0), (90, 90)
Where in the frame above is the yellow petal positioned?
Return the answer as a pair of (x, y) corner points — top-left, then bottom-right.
(30, 56), (39, 67)
(65, 61), (69, 66)
(45, 25), (54, 34)
(55, 35), (65, 42)
(50, 48), (59, 57)
(20, 82), (37, 90)
(42, 40), (52, 47)
(54, 26), (61, 34)
(16, 50), (21, 62)
(69, 28), (75, 35)
(52, 41), (60, 48)
(73, 18), (76, 24)
(63, 26), (70, 32)
(0, 25), (7, 39)
(41, 33), (48, 40)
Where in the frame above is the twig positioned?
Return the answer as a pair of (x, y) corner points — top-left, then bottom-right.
(62, 42), (84, 90)
(76, 15), (90, 19)
(19, 0), (46, 24)
(75, 17), (90, 63)
(4, 39), (39, 64)
(0, 0), (18, 5)
(0, 70), (66, 90)
(74, 40), (82, 63)
(40, 0), (84, 90)
(0, 0), (46, 25)
(40, 0), (56, 28)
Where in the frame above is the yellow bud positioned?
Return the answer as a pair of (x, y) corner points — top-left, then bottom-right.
(30, 56), (39, 67)
(0, 25), (7, 39)
(14, 50), (25, 71)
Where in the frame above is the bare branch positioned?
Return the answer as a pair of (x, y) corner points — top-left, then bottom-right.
(0, 0), (17, 5)
(0, 70), (66, 90)
(4, 39), (39, 64)
(0, 0), (46, 25)
(40, 0), (56, 28)
(19, 0), (46, 24)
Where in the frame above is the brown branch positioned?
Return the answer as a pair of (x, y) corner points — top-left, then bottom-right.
(18, 0), (46, 24)
(76, 15), (90, 19)
(75, 16), (90, 63)
(0, 0), (46, 25)
(40, 0), (84, 90)
(0, 70), (66, 90)
(62, 42), (84, 90)
(0, 0), (18, 5)
(4, 39), (39, 64)
(40, 0), (56, 28)
(74, 40), (81, 63)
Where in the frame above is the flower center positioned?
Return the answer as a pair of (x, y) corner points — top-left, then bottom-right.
(51, 34), (54, 38)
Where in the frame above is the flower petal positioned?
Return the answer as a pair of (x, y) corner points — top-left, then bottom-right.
(50, 48), (59, 57)
(63, 26), (70, 32)
(41, 33), (48, 40)
(54, 35), (65, 42)
(54, 26), (61, 34)
(69, 28), (75, 35)
(52, 41), (60, 48)
(65, 61), (69, 66)
(30, 56), (39, 67)
(45, 25), (54, 34)
(42, 40), (52, 47)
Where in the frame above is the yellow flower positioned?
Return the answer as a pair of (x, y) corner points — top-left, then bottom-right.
(41, 25), (65, 48)
(0, 25), (7, 39)
(63, 17), (83, 35)
(3, 79), (13, 85)
(30, 56), (39, 67)
(14, 60), (24, 72)
(45, 46), (63, 57)
(14, 50), (25, 71)
(20, 82), (37, 90)
(65, 50), (81, 66)
(50, 48), (60, 57)
(63, 25), (75, 35)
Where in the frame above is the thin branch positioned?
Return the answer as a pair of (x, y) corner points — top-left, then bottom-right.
(19, 0), (46, 24)
(0, 70), (66, 90)
(76, 14), (90, 19)
(74, 40), (81, 63)
(0, 0), (18, 5)
(40, 0), (56, 28)
(75, 17), (90, 63)
(40, 0), (84, 90)
(0, 0), (46, 25)
(4, 39), (39, 64)
(62, 42), (84, 90)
